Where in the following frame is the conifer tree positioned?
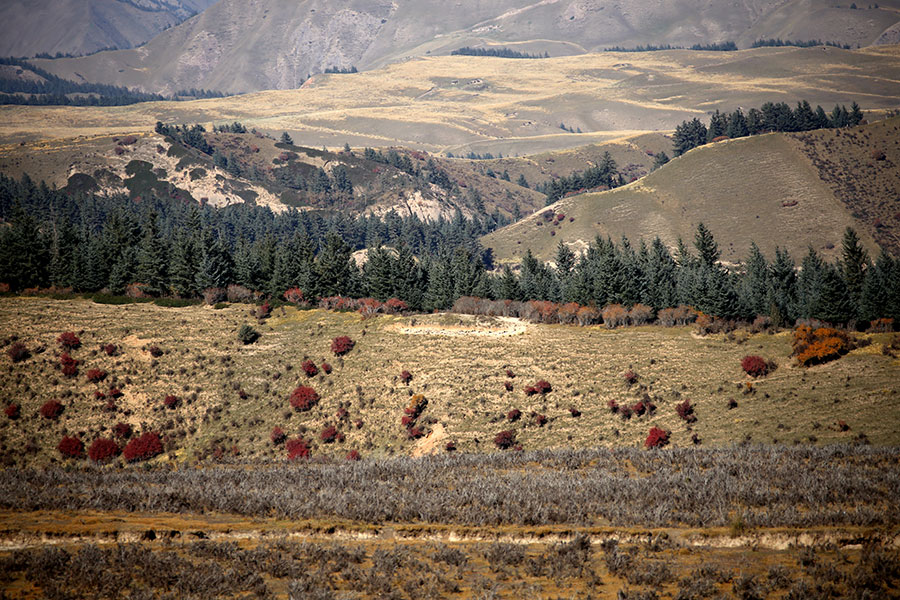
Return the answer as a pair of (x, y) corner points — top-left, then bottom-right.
(840, 227), (868, 313)
(694, 223), (720, 268)
(136, 213), (168, 295)
(767, 247), (797, 325)
(742, 242), (770, 317)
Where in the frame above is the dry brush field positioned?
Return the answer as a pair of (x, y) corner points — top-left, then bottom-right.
(1, 296), (899, 598)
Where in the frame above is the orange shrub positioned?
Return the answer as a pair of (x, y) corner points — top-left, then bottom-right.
(792, 325), (852, 367)
(602, 304), (628, 328)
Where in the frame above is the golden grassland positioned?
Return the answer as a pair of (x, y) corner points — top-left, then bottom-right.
(1, 296), (898, 467)
(2, 46), (900, 155)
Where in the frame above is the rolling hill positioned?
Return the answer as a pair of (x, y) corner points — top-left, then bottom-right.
(27, 0), (900, 95)
(482, 117), (900, 265)
(3, 46), (900, 156)
(0, 0), (217, 59)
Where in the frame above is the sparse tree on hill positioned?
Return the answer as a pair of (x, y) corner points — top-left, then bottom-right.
(280, 131), (293, 145)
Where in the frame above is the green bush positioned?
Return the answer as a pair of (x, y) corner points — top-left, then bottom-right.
(238, 324), (260, 345)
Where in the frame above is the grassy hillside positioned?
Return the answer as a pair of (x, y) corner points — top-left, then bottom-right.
(25, 0), (900, 94)
(482, 124), (890, 265)
(5, 46), (900, 155)
(1, 297), (898, 470)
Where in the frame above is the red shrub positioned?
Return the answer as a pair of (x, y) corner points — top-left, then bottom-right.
(113, 422), (132, 439)
(645, 427), (670, 449)
(5, 404), (20, 419)
(86, 368), (107, 383)
(7, 342), (30, 362)
(302, 360), (319, 377)
(355, 419), (364, 429)
(445, 441), (457, 452)
(88, 438), (120, 463)
(321, 362), (332, 374)
(283, 287), (305, 304)
(631, 402), (646, 417)
(57, 435), (84, 459)
(384, 298), (408, 313)
(320, 426), (341, 443)
(741, 355), (769, 377)
(255, 301), (272, 319)
(336, 407), (348, 420)
(607, 399), (620, 414)
(289, 386), (320, 411)
(400, 370), (413, 384)
(524, 386), (537, 396)
(346, 450), (361, 461)
(618, 405), (633, 420)
(494, 429), (518, 449)
(401, 415), (415, 428)
(163, 395), (179, 409)
(60, 353), (79, 378)
(407, 426), (425, 439)
(40, 400), (64, 419)
(534, 380), (552, 394)
(533, 413), (548, 427)
(94, 390), (106, 400)
(57, 331), (81, 350)
(569, 407), (581, 418)
(108, 388), (123, 398)
(622, 370), (638, 385)
(507, 409), (521, 422)
(122, 432), (163, 462)
(357, 297), (382, 317)
(286, 437), (311, 460)
(103, 344), (118, 356)
(505, 369), (515, 378)
(148, 345), (163, 358)
(270, 426), (286, 444)
(504, 381), (514, 391)
(676, 399), (697, 423)
(331, 336), (355, 356)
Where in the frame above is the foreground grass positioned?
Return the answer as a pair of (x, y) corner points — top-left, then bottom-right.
(1, 296), (898, 467)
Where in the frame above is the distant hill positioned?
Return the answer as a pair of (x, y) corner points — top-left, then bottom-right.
(0, 0), (217, 59)
(482, 118), (900, 265)
(5, 47), (900, 157)
(27, 0), (900, 95)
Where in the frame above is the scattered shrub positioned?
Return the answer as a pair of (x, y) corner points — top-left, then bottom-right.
(507, 409), (521, 422)
(505, 369), (515, 378)
(645, 427), (670, 449)
(407, 426), (425, 439)
(289, 386), (319, 411)
(286, 437), (311, 460)
(331, 336), (355, 356)
(602, 304), (629, 328)
(60, 352), (78, 377)
(533, 413), (548, 427)
(147, 345), (163, 358)
(524, 386), (537, 396)
(741, 355), (770, 377)
(40, 400), (64, 419)
(622, 370), (638, 385)
(400, 370), (413, 384)
(346, 449), (361, 461)
(57, 331), (81, 350)
(569, 407), (582, 417)
(676, 400), (697, 423)
(122, 432), (163, 462)
(445, 441), (457, 452)
(406, 394), (428, 419)
(237, 324), (260, 344)
(202, 287), (226, 305)
(792, 325), (852, 367)
(225, 284), (254, 303)
(270, 426), (286, 444)
(320, 426), (341, 444)
(384, 298), (408, 313)
(504, 381), (514, 391)
(163, 395), (180, 409)
(728, 398), (738, 410)
(494, 429), (518, 450)
(608, 399), (620, 414)
(86, 368), (107, 383)
(103, 344), (118, 356)
(534, 380), (552, 394)
(301, 360), (319, 377)
(320, 362), (332, 374)
(57, 435), (84, 459)
(629, 303), (654, 325)
(5, 403), (20, 419)
(7, 342), (30, 362)
(88, 438), (120, 463)
(107, 388), (123, 398)
(868, 317), (894, 333)
(283, 287), (305, 304)
(113, 422), (132, 439)
(255, 301), (272, 319)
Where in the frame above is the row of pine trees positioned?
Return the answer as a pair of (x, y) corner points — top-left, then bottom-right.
(2, 174), (897, 326)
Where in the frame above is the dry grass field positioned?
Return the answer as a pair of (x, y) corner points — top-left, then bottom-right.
(1, 296), (898, 467)
(3, 46), (900, 155)
(1, 297), (899, 598)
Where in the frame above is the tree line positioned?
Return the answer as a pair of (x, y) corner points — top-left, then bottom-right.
(750, 38), (851, 49)
(451, 47), (548, 59)
(1, 173), (896, 326)
(673, 100), (864, 156)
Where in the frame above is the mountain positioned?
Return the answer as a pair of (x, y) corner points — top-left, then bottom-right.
(28, 0), (900, 95)
(482, 117), (900, 265)
(0, 0), (218, 59)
